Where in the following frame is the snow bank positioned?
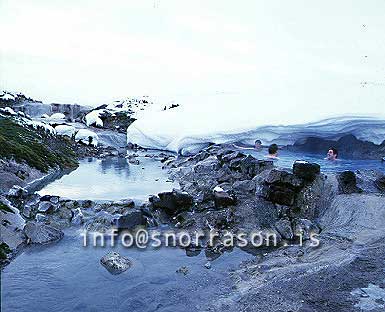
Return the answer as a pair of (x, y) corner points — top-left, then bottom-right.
(55, 125), (76, 137)
(127, 110), (385, 155)
(75, 129), (98, 146)
(85, 110), (103, 127)
(49, 113), (66, 120)
(25, 120), (56, 134)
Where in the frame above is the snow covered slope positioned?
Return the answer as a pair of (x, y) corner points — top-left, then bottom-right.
(127, 111), (385, 155)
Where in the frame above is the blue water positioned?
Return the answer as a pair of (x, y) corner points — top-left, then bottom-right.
(241, 148), (385, 173)
(1, 228), (254, 312)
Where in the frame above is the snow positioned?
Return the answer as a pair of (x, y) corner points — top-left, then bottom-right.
(127, 107), (385, 155)
(41, 114), (49, 118)
(0, 107), (17, 115)
(0, 93), (15, 101)
(55, 125), (76, 137)
(75, 129), (98, 146)
(25, 120), (56, 134)
(85, 110), (103, 127)
(49, 113), (66, 119)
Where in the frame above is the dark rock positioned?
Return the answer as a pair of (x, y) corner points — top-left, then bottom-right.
(374, 176), (385, 192)
(274, 219), (294, 240)
(293, 161), (321, 181)
(337, 171), (363, 194)
(293, 218), (320, 240)
(23, 221), (64, 244)
(150, 189), (193, 215)
(113, 210), (145, 229)
(37, 201), (55, 213)
(176, 266), (189, 275)
(100, 251), (132, 275)
(232, 180), (256, 193)
(267, 185), (296, 206)
(214, 191), (236, 209)
(264, 169), (303, 189)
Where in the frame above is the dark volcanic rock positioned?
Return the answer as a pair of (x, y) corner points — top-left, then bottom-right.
(213, 191), (236, 209)
(274, 219), (294, 240)
(374, 176), (385, 192)
(150, 189), (193, 215)
(337, 171), (363, 194)
(113, 210), (145, 229)
(293, 161), (320, 181)
(293, 218), (320, 240)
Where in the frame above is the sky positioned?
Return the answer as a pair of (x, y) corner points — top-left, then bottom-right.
(1, 0), (385, 124)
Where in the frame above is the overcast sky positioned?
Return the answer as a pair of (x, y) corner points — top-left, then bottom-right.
(1, 0), (384, 123)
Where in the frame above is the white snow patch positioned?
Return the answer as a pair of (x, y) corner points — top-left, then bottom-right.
(55, 125), (76, 137)
(0, 107), (17, 115)
(41, 114), (49, 118)
(49, 113), (66, 120)
(75, 129), (98, 146)
(0, 93), (15, 101)
(85, 110), (104, 127)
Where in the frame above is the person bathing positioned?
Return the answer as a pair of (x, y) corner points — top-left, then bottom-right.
(325, 148), (338, 161)
(265, 144), (279, 159)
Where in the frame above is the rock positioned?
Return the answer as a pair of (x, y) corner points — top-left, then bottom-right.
(293, 161), (321, 181)
(213, 191), (236, 209)
(38, 201), (55, 213)
(176, 266), (189, 275)
(274, 219), (294, 240)
(35, 213), (48, 223)
(264, 169), (303, 189)
(293, 218), (320, 240)
(71, 208), (84, 225)
(113, 210), (145, 229)
(374, 176), (385, 192)
(193, 156), (220, 174)
(23, 221), (64, 244)
(84, 211), (115, 232)
(7, 185), (28, 197)
(337, 171), (363, 194)
(150, 189), (193, 215)
(267, 185), (296, 206)
(232, 180), (256, 193)
(100, 251), (132, 275)
(204, 262), (212, 269)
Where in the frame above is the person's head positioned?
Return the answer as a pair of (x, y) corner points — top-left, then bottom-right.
(268, 144), (279, 156)
(326, 147), (338, 161)
(254, 139), (262, 150)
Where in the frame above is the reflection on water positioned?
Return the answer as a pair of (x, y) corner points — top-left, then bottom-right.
(38, 156), (179, 201)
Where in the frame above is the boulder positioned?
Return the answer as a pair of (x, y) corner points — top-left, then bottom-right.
(23, 221), (64, 244)
(113, 210), (145, 229)
(150, 189), (193, 215)
(374, 176), (385, 192)
(293, 161), (321, 181)
(337, 171), (363, 194)
(232, 180), (256, 194)
(274, 219), (294, 240)
(71, 208), (84, 225)
(38, 201), (55, 213)
(100, 251), (132, 275)
(293, 218), (320, 240)
(213, 191), (236, 209)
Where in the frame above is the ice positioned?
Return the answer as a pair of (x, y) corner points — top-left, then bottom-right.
(75, 129), (98, 146)
(55, 125), (76, 137)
